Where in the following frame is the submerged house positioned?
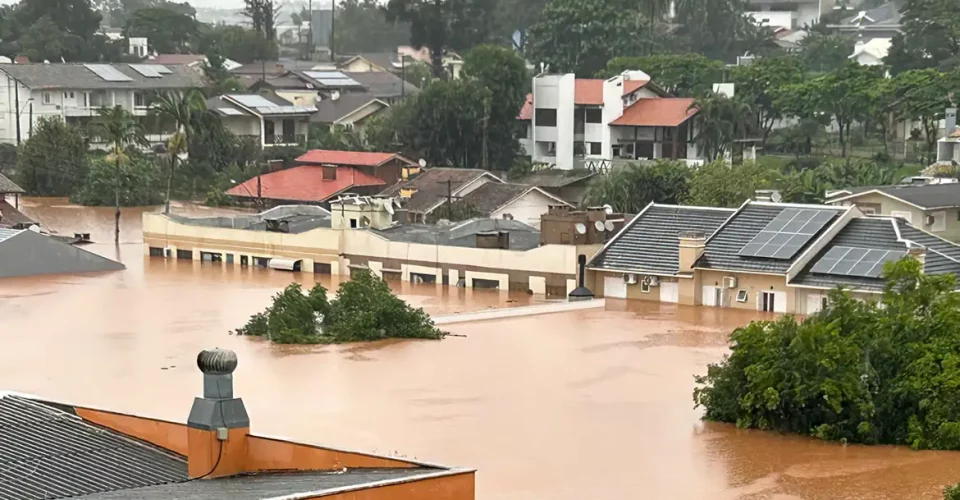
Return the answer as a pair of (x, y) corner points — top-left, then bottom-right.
(0, 227), (125, 278)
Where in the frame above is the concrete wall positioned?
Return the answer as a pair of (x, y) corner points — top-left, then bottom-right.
(532, 74), (575, 169)
(489, 189), (558, 228)
(277, 90), (320, 106)
(835, 192), (960, 242)
(699, 269), (792, 312)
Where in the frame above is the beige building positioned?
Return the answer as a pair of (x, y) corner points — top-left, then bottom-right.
(827, 183), (960, 242)
(588, 200), (960, 314)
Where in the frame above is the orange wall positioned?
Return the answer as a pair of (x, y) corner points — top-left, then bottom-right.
(188, 427), (250, 479)
(246, 435), (419, 471)
(304, 472), (475, 500)
(74, 407), (189, 456)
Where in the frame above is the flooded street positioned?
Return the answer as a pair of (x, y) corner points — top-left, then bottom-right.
(2, 197), (959, 499)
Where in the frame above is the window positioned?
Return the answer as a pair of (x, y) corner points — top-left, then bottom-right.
(736, 290), (748, 303)
(240, 255), (249, 266)
(535, 108), (557, 127)
(547, 142), (556, 155)
(176, 249), (192, 260)
(640, 280), (650, 293)
(821, 297), (829, 310)
(148, 247), (164, 257)
(585, 108), (602, 123)
(226, 254), (234, 264)
(134, 92), (145, 107)
(42, 92), (52, 104)
(350, 218), (358, 228)
(314, 262), (332, 274)
(63, 91), (75, 100)
(254, 257), (269, 267)
(560, 232), (569, 244)
(589, 142), (601, 155)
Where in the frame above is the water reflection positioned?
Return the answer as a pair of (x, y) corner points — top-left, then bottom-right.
(0, 198), (957, 499)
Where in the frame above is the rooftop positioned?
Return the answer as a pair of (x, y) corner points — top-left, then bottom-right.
(589, 204), (737, 275)
(296, 149), (415, 167)
(0, 172), (25, 194)
(0, 228), (125, 278)
(380, 168), (500, 213)
(218, 94), (317, 116)
(226, 166), (386, 203)
(374, 218), (541, 250)
(342, 71), (420, 99)
(168, 206), (332, 234)
(610, 98), (698, 127)
(574, 79), (604, 106)
(459, 183), (534, 215)
(512, 169), (596, 188)
(0, 199), (36, 228)
(0, 63), (204, 90)
(829, 183), (960, 210)
(312, 93), (388, 124)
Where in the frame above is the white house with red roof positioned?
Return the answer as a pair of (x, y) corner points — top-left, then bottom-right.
(519, 70), (703, 170)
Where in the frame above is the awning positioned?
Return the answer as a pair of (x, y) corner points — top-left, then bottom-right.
(268, 258), (301, 271)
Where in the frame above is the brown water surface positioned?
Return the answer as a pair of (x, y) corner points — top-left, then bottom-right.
(1, 197), (959, 499)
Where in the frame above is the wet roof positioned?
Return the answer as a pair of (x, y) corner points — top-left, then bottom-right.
(380, 168), (499, 213)
(375, 218), (540, 250)
(0, 63), (204, 90)
(167, 206), (332, 234)
(830, 183), (960, 210)
(0, 173), (24, 194)
(590, 204), (736, 275)
(513, 169), (596, 188)
(0, 229), (125, 278)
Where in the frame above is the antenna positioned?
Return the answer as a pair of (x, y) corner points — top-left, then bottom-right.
(604, 220), (615, 232)
(575, 223), (586, 235)
(594, 220), (605, 232)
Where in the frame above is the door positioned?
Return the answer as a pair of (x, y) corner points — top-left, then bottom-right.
(760, 291), (786, 312)
(604, 275), (627, 299)
(702, 286), (719, 307)
(264, 120), (275, 143)
(806, 294), (828, 314)
(282, 118), (296, 143)
(660, 282), (679, 303)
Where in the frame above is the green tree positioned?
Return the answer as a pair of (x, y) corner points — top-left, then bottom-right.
(196, 24), (275, 64)
(386, 0), (498, 77)
(691, 92), (755, 161)
(150, 89), (206, 213)
(17, 16), (67, 62)
(890, 68), (960, 162)
(494, 0), (548, 53)
(462, 44), (527, 170)
(797, 32), (856, 73)
(72, 155), (163, 206)
(308, 124), (367, 151)
(90, 105), (148, 244)
(885, 0), (960, 74)
(333, 0), (410, 54)
(600, 53), (725, 97)
(730, 55), (805, 144)
(673, 0), (773, 62)
(583, 161), (690, 212)
(124, 6), (197, 54)
(400, 59), (432, 89)
(526, 0), (651, 76)
(202, 50), (244, 93)
(685, 160), (777, 208)
(16, 0), (102, 43)
(16, 117), (88, 196)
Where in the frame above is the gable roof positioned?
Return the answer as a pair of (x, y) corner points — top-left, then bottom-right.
(850, 38), (892, 61)
(0, 172), (24, 194)
(149, 54), (206, 66)
(696, 202), (847, 274)
(0, 228), (125, 277)
(374, 218), (540, 249)
(380, 168), (501, 213)
(622, 79), (650, 96)
(343, 71), (420, 99)
(837, 1), (903, 27)
(311, 93), (388, 124)
(296, 150), (416, 167)
(830, 183), (960, 210)
(460, 184), (571, 215)
(340, 53), (396, 72)
(610, 98), (698, 127)
(574, 79), (604, 105)
(220, 93), (317, 117)
(589, 203), (736, 275)
(226, 166), (386, 203)
(0, 199), (35, 227)
(513, 169), (597, 188)
(0, 63), (204, 90)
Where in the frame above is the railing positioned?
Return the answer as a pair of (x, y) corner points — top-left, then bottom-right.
(265, 134), (305, 146)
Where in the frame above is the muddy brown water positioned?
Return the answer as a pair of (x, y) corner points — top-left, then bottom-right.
(2, 197), (959, 499)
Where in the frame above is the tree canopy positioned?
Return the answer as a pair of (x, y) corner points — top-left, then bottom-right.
(885, 0), (960, 74)
(16, 117), (88, 196)
(600, 53), (724, 97)
(333, 0), (410, 54)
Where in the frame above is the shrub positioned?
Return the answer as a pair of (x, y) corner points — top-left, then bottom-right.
(945, 483), (960, 500)
(694, 259), (960, 450)
(71, 155), (163, 206)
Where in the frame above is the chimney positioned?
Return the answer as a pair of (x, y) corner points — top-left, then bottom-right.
(907, 244), (926, 271)
(678, 231), (706, 273)
(187, 348), (249, 479)
(946, 107), (957, 137)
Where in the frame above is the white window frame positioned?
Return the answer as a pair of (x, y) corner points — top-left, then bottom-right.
(640, 280), (650, 293)
(736, 290), (748, 303)
(42, 92), (52, 104)
(930, 210), (946, 232)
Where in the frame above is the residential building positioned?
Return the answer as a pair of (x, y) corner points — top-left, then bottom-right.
(343, 71), (420, 104)
(208, 93), (316, 148)
(148, 53), (242, 71)
(522, 71), (702, 170)
(0, 347), (474, 498)
(937, 107), (960, 165)
(312, 92), (390, 134)
(0, 63), (205, 146)
(827, 183), (960, 242)
(397, 46), (463, 79)
(849, 37), (892, 65)
(827, 1), (903, 40)
(380, 167), (503, 222)
(587, 200), (960, 314)
(745, 0), (836, 30)
(226, 150), (417, 206)
(512, 169), (597, 206)
(539, 205), (629, 246)
(338, 53), (398, 73)
(0, 227), (125, 277)
(457, 183), (573, 228)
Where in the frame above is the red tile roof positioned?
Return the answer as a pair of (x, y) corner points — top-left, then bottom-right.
(518, 93), (533, 120)
(622, 79), (650, 96)
(296, 150), (416, 167)
(610, 98), (698, 127)
(226, 166), (386, 203)
(575, 79), (604, 105)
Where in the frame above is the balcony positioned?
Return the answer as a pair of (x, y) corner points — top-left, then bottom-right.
(265, 134), (306, 147)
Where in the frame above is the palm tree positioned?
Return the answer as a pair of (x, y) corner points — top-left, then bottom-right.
(690, 93), (755, 162)
(91, 106), (148, 245)
(150, 89), (207, 214)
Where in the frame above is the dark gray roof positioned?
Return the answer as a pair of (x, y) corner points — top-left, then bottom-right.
(0, 229), (125, 278)
(74, 469), (446, 500)
(0, 394), (188, 499)
(791, 217), (960, 291)
(312, 92), (387, 124)
(381, 168), (496, 213)
(347, 53), (398, 71)
(167, 206), (331, 234)
(838, 0), (903, 26)
(460, 183), (531, 215)
(0, 63), (205, 90)
(697, 203), (845, 274)
(342, 71), (419, 99)
(0, 200), (36, 227)
(513, 169), (597, 188)
(375, 218), (540, 250)
(0, 173), (24, 194)
(842, 184), (960, 210)
(590, 204), (736, 275)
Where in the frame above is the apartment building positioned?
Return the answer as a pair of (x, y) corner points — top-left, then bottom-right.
(827, 182), (960, 242)
(520, 71), (702, 170)
(208, 93), (316, 148)
(746, 0), (837, 30)
(0, 63), (204, 145)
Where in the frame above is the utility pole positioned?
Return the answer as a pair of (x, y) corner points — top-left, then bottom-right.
(307, 0), (313, 58)
(329, 0), (335, 62)
(401, 55), (405, 99)
(257, 164), (263, 212)
(14, 84), (20, 145)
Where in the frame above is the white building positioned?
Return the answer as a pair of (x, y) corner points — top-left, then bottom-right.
(208, 93), (316, 149)
(745, 0), (836, 30)
(0, 63), (205, 146)
(520, 71), (703, 170)
(937, 108), (960, 165)
(849, 37), (892, 66)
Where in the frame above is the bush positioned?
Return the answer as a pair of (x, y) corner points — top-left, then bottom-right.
(694, 259), (960, 450)
(71, 155), (164, 206)
(945, 483), (960, 500)
(235, 269), (444, 344)
(17, 117), (88, 196)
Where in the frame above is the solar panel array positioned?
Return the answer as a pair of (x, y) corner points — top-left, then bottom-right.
(738, 208), (835, 260)
(0, 228), (21, 243)
(255, 105), (317, 115)
(303, 71), (362, 88)
(229, 94), (277, 108)
(154, 65), (173, 74)
(128, 64), (162, 78)
(810, 246), (906, 278)
(84, 64), (133, 82)
(217, 107), (245, 116)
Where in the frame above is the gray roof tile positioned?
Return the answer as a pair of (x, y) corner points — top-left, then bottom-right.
(0, 63), (205, 90)
(0, 173), (24, 194)
(697, 203), (845, 274)
(381, 168), (496, 213)
(342, 71), (419, 99)
(844, 184), (960, 210)
(311, 92), (386, 124)
(459, 183), (531, 215)
(589, 204), (736, 275)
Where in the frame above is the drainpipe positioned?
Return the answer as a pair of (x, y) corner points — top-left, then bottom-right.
(568, 254), (595, 301)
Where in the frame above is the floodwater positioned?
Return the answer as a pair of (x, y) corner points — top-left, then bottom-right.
(2, 197), (959, 499)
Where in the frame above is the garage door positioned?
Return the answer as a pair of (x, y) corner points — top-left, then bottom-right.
(660, 282), (679, 303)
(604, 275), (627, 299)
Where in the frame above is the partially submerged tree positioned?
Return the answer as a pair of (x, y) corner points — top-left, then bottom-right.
(583, 161), (690, 213)
(90, 105), (148, 244)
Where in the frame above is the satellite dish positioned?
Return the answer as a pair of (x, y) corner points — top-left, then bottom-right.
(603, 204), (613, 215)
(771, 191), (783, 203)
(360, 216), (371, 227)
(604, 220), (615, 232)
(418, 158), (427, 168)
(594, 220), (606, 232)
(330, 90), (341, 101)
(384, 202), (395, 215)
(575, 223), (587, 235)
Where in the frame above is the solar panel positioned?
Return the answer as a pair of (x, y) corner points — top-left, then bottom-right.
(810, 245), (907, 278)
(128, 64), (162, 77)
(304, 71), (348, 79)
(84, 64), (133, 82)
(316, 78), (362, 87)
(217, 107), (245, 116)
(228, 94), (277, 108)
(254, 106), (316, 115)
(153, 65), (173, 74)
(738, 209), (836, 259)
